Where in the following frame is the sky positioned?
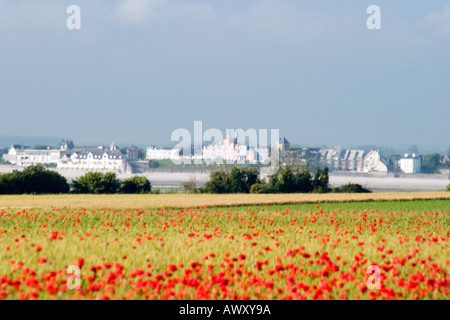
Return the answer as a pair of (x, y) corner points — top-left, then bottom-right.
(0, 0), (449, 151)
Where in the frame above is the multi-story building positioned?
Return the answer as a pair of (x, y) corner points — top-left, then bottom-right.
(277, 137), (290, 152)
(201, 136), (269, 164)
(146, 146), (180, 160)
(306, 146), (365, 171)
(2, 145), (24, 163)
(127, 146), (139, 160)
(2, 145), (61, 166)
(202, 136), (243, 163)
(58, 146), (126, 172)
(399, 154), (421, 174)
(60, 139), (75, 151)
(362, 150), (388, 173)
(3, 142), (135, 173)
(15, 150), (62, 166)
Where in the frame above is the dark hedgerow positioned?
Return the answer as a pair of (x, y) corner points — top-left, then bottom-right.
(120, 176), (151, 194)
(0, 165), (69, 194)
(72, 172), (121, 194)
(334, 183), (372, 193)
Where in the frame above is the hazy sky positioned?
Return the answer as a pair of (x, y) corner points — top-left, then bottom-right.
(0, 0), (449, 149)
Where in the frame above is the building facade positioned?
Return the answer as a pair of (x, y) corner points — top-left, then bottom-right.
(316, 147), (365, 171)
(58, 147), (126, 172)
(2, 145), (61, 166)
(3, 142), (133, 173)
(146, 146), (180, 160)
(399, 154), (421, 174)
(127, 146), (139, 160)
(201, 136), (268, 164)
(362, 150), (388, 173)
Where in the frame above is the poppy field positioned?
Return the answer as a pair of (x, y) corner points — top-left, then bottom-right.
(1, 198), (449, 300)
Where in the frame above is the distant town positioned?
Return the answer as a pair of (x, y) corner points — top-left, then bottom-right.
(1, 137), (449, 177)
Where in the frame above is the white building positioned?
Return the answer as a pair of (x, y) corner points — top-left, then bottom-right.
(2, 145), (22, 163)
(202, 136), (267, 164)
(317, 147), (364, 171)
(58, 147), (126, 172)
(146, 138), (270, 164)
(3, 142), (132, 173)
(146, 146), (180, 160)
(203, 136), (242, 163)
(342, 149), (365, 171)
(16, 150), (61, 166)
(399, 154), (421, 174)
(362, 150), (388, 173)
(2, 145), (61, 166)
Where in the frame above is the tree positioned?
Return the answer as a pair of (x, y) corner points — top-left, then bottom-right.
(138, 148), (146, 160)
(0, 165), (69, 194)
(21, 165), (70, 194)
(407, 145), (419, 154)
(264, 173), (280, 193)
(119, 147), (127, 156)
(246, 167), (259, 188)
(72, 172), (103, 194)
(72, 172), (120, 194)
(312, 166), (321, 191)
(229, 167), (259, 193)
(253, 164), (314, 194)
(120, 176), (151, 194)
(334, 183), (371, 193)
(446, 184), (450, 192)
(0, 170), (23, 194)
(421, 153), (441, 174)
(312, 166), (329, 193)
(99, 172), (120, 194)
(319, 167), (330, 193)
(229, 167), (246, 193)
(182, 177), (199, 194)
(0, 149), (11, 165)
(295, 167), (314, 193)
(277, 166), (296, 193)
(0, 150), (5, 164)
(202, 170), (229, 193)
(202, 167), (260, 194)
(201, 164), (326, 194)
(250, 183), (267, 194)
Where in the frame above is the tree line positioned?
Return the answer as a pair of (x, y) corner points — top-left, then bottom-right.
(0, 165), (151, 195)
(0, 164), (398, 195)
(184, 165), (372, 194)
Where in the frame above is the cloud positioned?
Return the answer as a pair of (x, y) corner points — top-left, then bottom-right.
(114, 0), (217, 24)
(115, 0), (164, 23)
(422, 5), (450, 37)
(227, 0), (344, 43)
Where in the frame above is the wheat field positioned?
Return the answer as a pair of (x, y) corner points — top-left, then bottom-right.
(0, 192), (449, 210)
